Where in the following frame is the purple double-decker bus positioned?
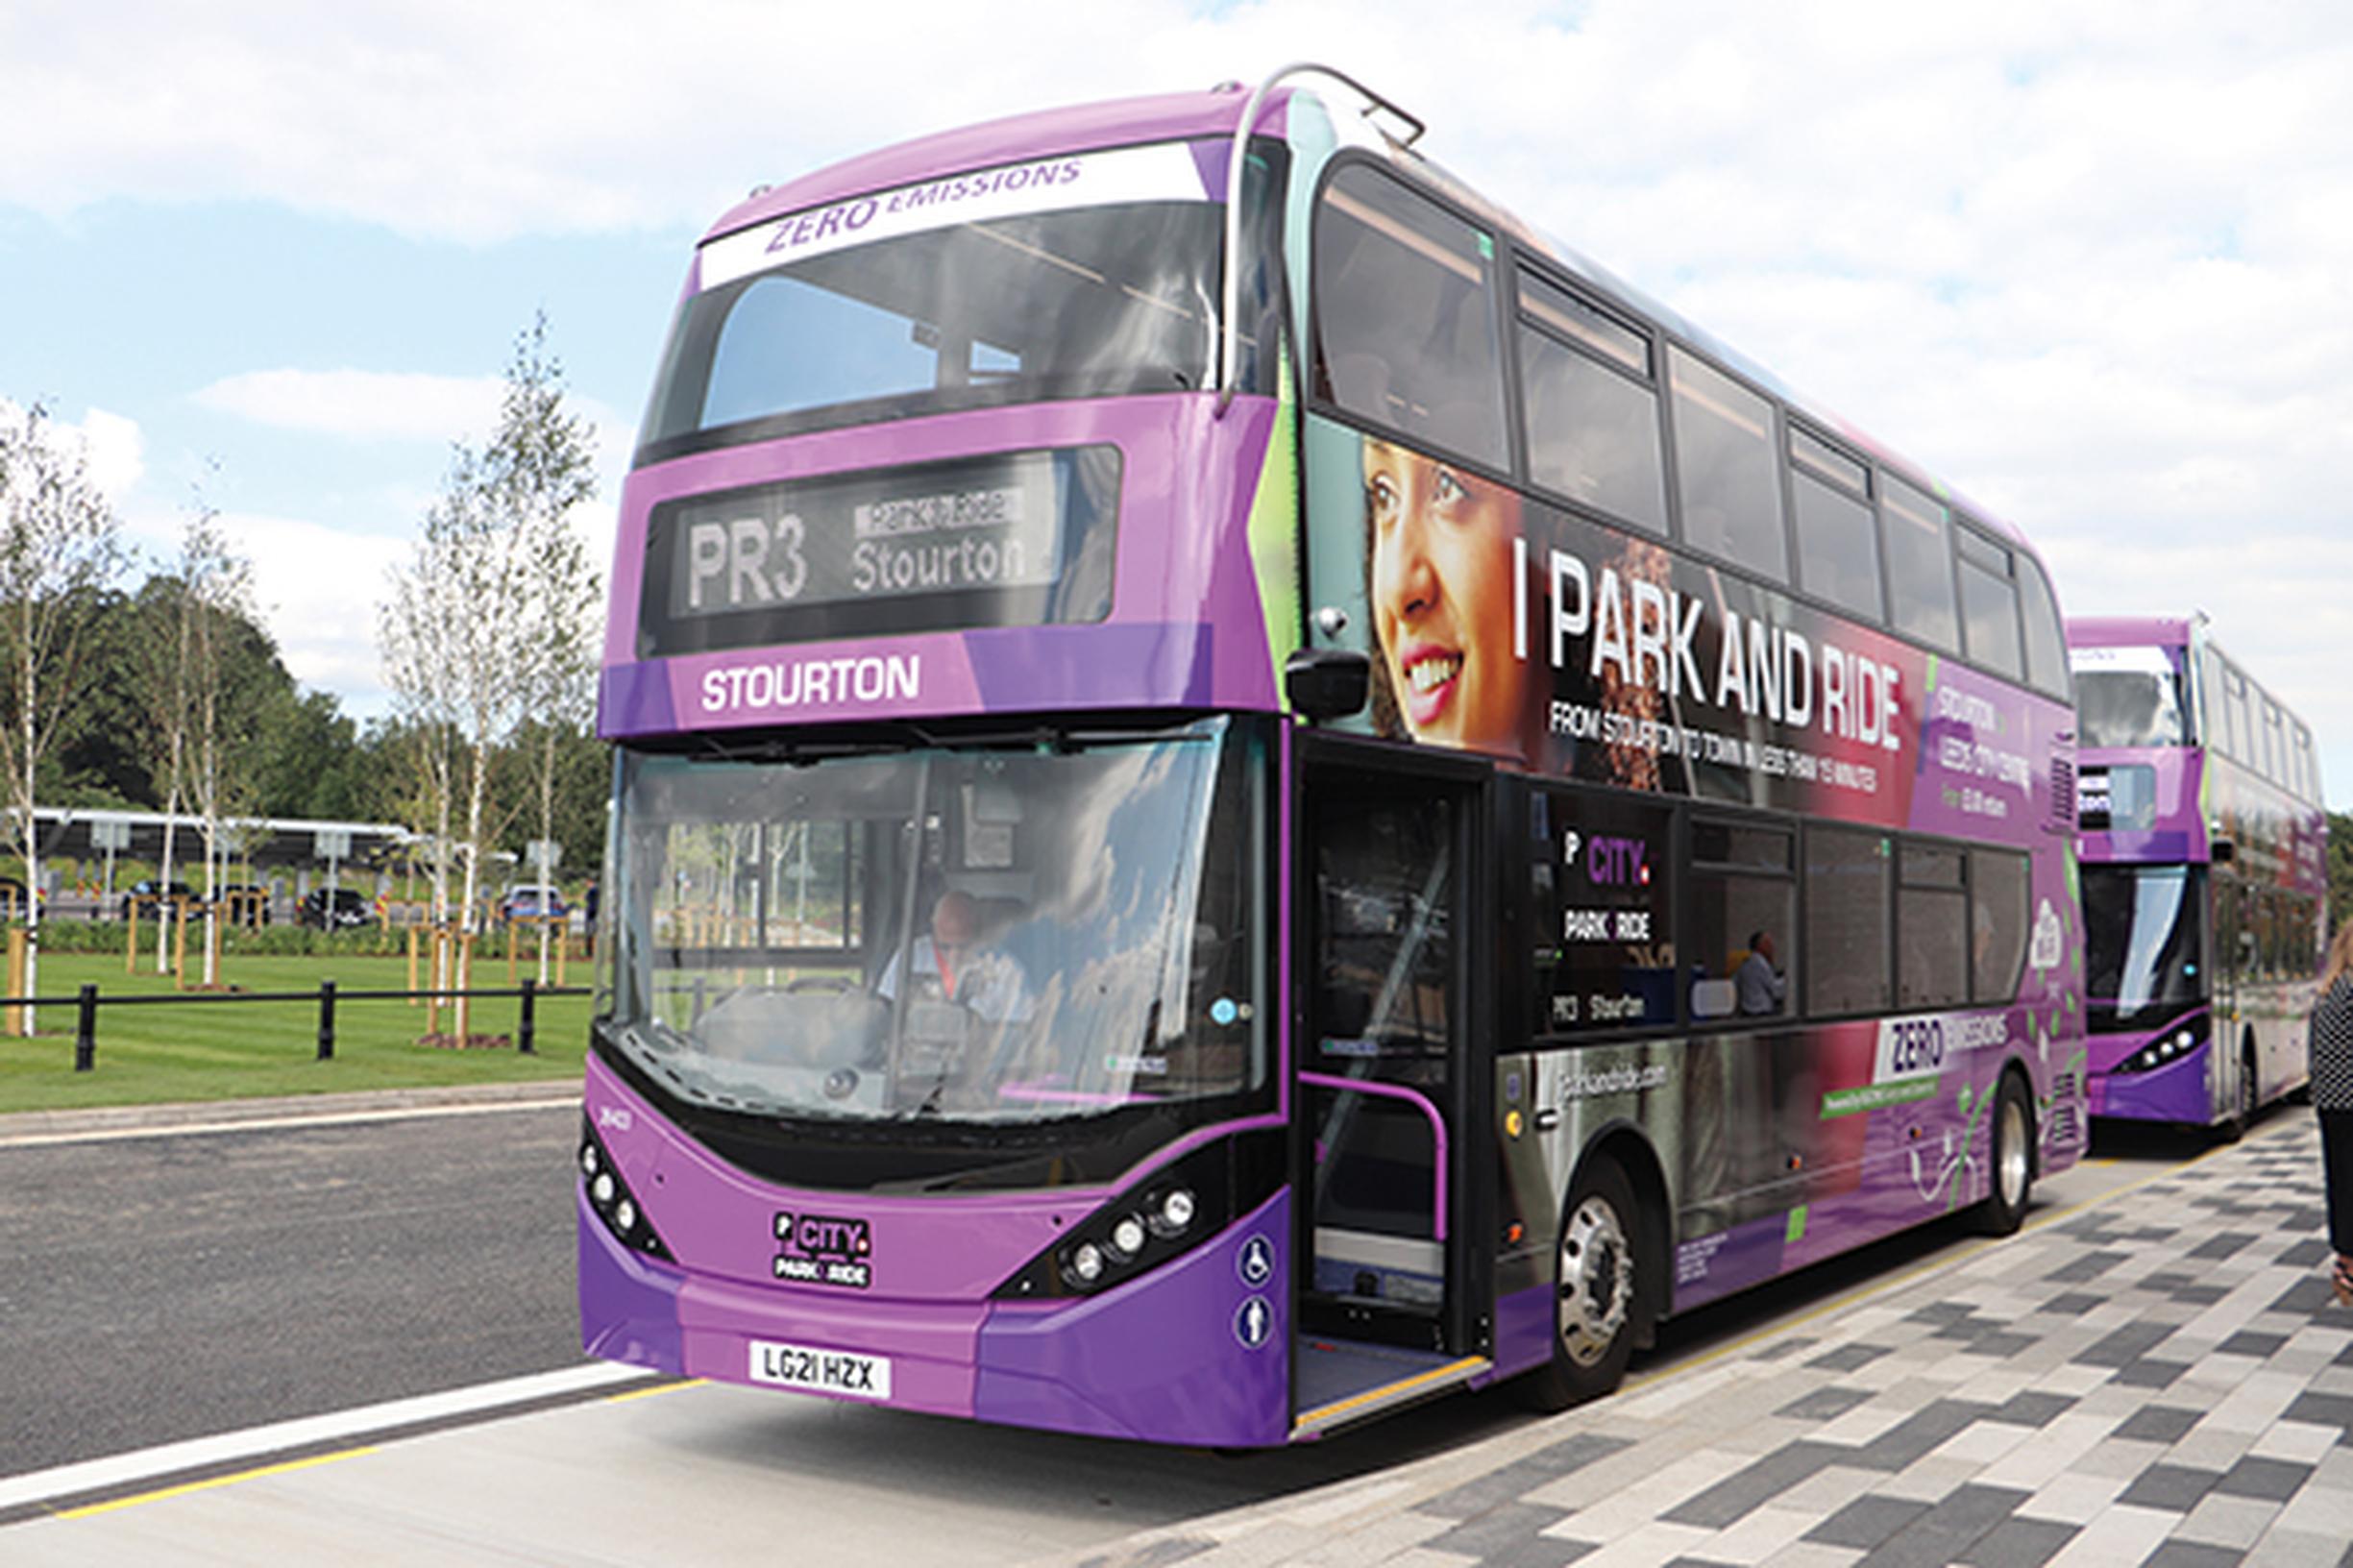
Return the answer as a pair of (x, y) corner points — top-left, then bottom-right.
(578, 66), (2087, 1445)
(2071, 617), (2326, 1133)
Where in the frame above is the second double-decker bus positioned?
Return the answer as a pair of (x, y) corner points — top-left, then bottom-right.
(578, 65), (2087, 1446)
(2071, 616), (2326, 1133)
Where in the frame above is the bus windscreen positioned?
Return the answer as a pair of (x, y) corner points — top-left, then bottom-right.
(604, 721), (1264, 1141)
(2072, 646), (2189, 749)
(2081, 864), (2205, 1028)
(639, 200), (1222, 455)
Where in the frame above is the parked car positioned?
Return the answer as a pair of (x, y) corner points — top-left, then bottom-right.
(120, 879), (194, 920)
(499, 883), (568, 922)
(298, 887), (376, 929)
(214, 882), (273, 926)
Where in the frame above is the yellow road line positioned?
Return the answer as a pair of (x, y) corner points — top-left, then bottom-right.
(54, 1448), (376, 1520)
(604, 1377), (704, 1404)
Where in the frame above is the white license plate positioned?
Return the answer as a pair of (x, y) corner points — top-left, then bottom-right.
(748, 1338), (892, 1401)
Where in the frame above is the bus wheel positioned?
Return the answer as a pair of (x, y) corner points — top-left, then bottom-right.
(1517, 1155), (1645, 1411)
(2219, 1046), (2257, 1143)
(1973, 1073), (2034, 1237)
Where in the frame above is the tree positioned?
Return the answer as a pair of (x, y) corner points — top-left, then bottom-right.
(486, 315), (600, 982)
(252, 688), (369, 821)
(0, 403), (127, 1016)
(175, 504), (259, 985)
(380, 312), (600, 1029)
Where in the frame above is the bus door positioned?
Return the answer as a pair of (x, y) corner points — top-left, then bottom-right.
(1293, 742), (1492, 1433)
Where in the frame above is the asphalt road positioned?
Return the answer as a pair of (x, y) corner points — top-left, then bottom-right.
(0, 1095), (2199, 1495)
(0, 1104), (584, 1478)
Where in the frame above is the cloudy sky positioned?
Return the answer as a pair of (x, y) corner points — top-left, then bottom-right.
(4, 2), (2350, 801)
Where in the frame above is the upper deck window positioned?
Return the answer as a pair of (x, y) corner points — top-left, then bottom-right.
(1669, 349), (1788, 584)
(1788, 427), (1881, 619)
(1515, 270), (1668, 533)
(1953, 523), (2023, 680)
(638, 140), (1276, 461)
(2017, 554), (2070, 700)
(2224, 667), (2253, 765)
(1879, 477), (1958, 652)
(1312, 164), (1509, 471)
(2071, 644), (2189, 750)
(2196, 645), (2229, 757)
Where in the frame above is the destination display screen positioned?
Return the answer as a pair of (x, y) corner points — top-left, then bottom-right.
(638, 446), (1119, 656)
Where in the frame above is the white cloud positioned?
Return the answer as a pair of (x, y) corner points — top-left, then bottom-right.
(0, 399), (146, 503)
(193, 369), (506, 445)
(14, 1), (2353, 797)
(212, 508), (408, 707)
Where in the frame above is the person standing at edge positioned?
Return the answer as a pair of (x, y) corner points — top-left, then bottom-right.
(2312, 922), (2353, 1307)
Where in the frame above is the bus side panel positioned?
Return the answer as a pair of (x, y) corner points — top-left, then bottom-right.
(974, 1189), (1292, 1448)
(1497, 1011), (2081, 1329)
(578, 1189), (686, 1376)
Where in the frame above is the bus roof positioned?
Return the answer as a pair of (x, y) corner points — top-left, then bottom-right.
(706, 85), (1264, 245)
(2068, 616), (2197, 649)
(699, 76), (2046, 567)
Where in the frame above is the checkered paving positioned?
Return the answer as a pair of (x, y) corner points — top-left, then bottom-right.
(1053, 1115), (2353, 1568)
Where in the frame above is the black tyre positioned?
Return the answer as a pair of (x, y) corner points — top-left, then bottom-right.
(1516, 1154), (1646, 1412)
(2218, 1045), (2258, 1143)
(1972, 1072), (2035, 1236)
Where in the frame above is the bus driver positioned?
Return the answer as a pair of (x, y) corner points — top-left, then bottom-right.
(877, 890), (1032, 1026)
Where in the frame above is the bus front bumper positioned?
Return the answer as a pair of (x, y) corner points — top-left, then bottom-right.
(579, 1188), (1294, 1447)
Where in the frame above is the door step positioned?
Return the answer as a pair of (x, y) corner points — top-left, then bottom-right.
(1292, 1336), (1491, 1439)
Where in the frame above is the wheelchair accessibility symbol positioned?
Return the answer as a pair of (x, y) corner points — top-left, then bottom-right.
(1237, 1234), (1274, 1288)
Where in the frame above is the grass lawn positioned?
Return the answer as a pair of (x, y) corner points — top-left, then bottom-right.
(0, 949), (588, 1114)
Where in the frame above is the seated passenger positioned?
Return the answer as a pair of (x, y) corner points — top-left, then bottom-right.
(1736, 929), (1787, 1017)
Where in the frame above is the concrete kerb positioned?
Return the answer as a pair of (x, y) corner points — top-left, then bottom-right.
(0, 1079), (579, 1145)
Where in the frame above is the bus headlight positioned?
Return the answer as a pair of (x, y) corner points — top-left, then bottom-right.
(1150, 1187), (1197, 1237)
(2120, 1028), (2203, 1073)
(993, 1132), (1282, 1301)
(578, 1115), (674, 1262)
(1064, 1242), (1107, 1288)
(1109, 1214), (1148, 1260)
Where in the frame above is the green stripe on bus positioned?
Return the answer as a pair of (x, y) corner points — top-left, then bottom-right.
(1821, 1079), (1939, 1119)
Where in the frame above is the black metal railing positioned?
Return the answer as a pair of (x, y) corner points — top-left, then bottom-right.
(0, 978), (589, 1072)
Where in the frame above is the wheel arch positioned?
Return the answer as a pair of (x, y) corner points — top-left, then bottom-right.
(1997, 1054), (2040, 1181)
(1567, 1119), (1673, 1343)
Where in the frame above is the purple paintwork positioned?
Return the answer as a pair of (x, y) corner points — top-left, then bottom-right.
(582, 1053), (1296, 1434)
(577, 1189), (685, 1376)
(601, 396), (1281, 740)
(2087, 1037), (2213, 1122)
(975, 1190), (1291, 1446)
(1491, 1283), (1555, 1381)
(2073, 747), (2207, 867)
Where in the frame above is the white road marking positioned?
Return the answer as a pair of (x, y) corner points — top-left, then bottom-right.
(0, 1361), (651, 1514)
(0, 1095), (578, 1149)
